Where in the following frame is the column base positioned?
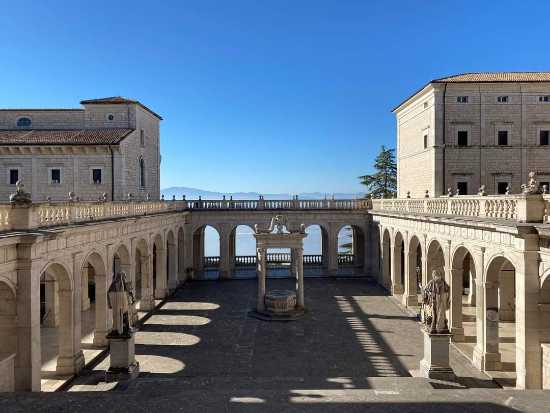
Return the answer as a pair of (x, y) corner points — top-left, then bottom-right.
(419, 330), (455, 381)
(167, 279), (178, 292)
(56, 351), (85, 375)
(450, 327), (465, 342)
(93, 330), (109, 347)
(473, 345), (502, 371)
(402, 294), (418, 307)
(392, 284), (404, 295)
(82, 298), (91, 312)
(219, 269), (232, 280)
(154, 288), (167, 299)
(139, 296), (155, 311)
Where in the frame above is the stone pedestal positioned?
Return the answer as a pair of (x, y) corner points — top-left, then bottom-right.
(419, 330), (455, 381)
(105, 334), (140, 382)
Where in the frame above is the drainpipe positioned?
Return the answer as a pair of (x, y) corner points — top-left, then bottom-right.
(109, 146), (115, 201)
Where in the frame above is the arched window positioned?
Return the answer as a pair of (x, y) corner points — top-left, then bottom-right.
(16, 117), (32, 128)
(139, 157), (145, 188)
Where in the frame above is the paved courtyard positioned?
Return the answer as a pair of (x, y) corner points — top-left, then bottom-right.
(2, 278), (549, 412)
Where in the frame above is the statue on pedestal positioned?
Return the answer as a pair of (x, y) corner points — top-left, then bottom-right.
(107, 272), (135, 337)
(421, 269), (450, 334)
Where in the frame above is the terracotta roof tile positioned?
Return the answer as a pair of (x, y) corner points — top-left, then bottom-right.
(0, 128), (133, 146)
(433, 72), (550, 83)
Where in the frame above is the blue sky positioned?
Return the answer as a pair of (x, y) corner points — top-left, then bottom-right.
(2, 1), (549, 194)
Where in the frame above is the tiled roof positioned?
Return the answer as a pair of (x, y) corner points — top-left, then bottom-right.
(0, 128), (133, 146)
(80, 96), (163, 120)
(433, 72), (550, 83)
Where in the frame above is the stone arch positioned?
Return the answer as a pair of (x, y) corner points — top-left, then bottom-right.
(405, 234), (423, 306)
(152, 233), (166, 298)
(304, 224), (329, 268)
(381, 228), (392, 290)
(450, 245), (477, 342)
(392, 231), (405, 294)
(426, 238), (445, 284)
(231, 224), (257, 275)
(335, 223), (366, 273)
(166, 229), (177, 292)
(80, 251), (109, 347)
(477, 255), (517, 374)
(0, 279), (17, 373)
(40, 261), (83, 379)
(134, 238), (152, 310)
(192, 224), (221, 277)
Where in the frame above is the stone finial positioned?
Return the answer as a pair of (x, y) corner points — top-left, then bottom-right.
(222, 195), (226, 200)
(127, 193), (133, 201)
(425, 190), (429, 198)
(146, 193), (151, 201)
(521, 171), (541, 195)
(46, 196), (52, 204)
(505, 185), (510, 195)
(543, 185), (549, 195)
(198, 195), (202, 201)
(447, 187), (453, 197)
(455, 187), (460, 196)
(76, 196), (80, 202)
(230, 195), (233, 201)
(477, 185), (487, 196)
(68, 191), (76, 202)
(161, 194), (165, 201)
(9, 181), (32, 205)
(102, 192), (107, 202)
(182, 194), (186, 200)
(406, 191), (411, 199)
(172, 195), (176, 201)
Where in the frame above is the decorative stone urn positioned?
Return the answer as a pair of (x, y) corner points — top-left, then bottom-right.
(265, 290), (297, 314)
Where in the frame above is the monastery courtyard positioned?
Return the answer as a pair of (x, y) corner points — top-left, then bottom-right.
(1, 278), (547, 412)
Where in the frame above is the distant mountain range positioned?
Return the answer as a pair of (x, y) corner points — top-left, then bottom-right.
(161, 186), (365, 200)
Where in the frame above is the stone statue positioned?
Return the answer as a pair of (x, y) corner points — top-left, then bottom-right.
(521, 171), (541, 195)
(421, 269), (450, 334)
(107, 272), (135, 337)
(478, 185), (487, 196)
(9, 181), (32, 205)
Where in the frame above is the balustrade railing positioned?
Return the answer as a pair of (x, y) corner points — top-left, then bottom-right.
(337, 254), (355, 265)
(187, 198), (371, 211)
(371, 194), (548, 223)
(203, 256), (220, 267)
(233, 254), (325, 266)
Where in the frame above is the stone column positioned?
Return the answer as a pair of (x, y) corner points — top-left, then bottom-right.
(183, 224), (194, 280)
(16, 247), (40, 391)
(498, 268), (515, 322)
(256, 247), (267, 312)
(140, 255), (155, 311)
(294, 247), (305, 308)
(43, 275), (59, 327)
(167, 241), (178, 291)
(468, 271), (476, 306)
(81, 265), (91, 311)
(391, 242), (404, 295)
(403, 246), (418, 306)
(177, 232), (185, 284)
(57, 254), (85, 376)
(449, 268), (465, 341)
(219, 228), (232, 280)
(473, 280), (501, 371)
(515, 240), (542, 389)
(327, 229), (338, 276)
(154, 246), (167, 299)
(93, 269), (110, 347)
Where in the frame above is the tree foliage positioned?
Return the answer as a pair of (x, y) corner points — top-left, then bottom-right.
(359, 146), (397, 198)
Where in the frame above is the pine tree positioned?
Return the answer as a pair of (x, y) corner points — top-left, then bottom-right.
(359, 146), (397, 198)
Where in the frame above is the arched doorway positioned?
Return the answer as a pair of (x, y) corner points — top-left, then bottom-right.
(405, 235), (422, 306)
(304, 224), (328, 275)
(166, 230), (177, 292)
(337, 225), (365, 276)
(426, 240), (445, 285)
(381, 229), (391, 289)
(135, 239), (152, 310)
(450, 247), (477, 343)
(475, 256), (516, 384)
(40, 262), (83, 381)
(193, 225), (220, 280)
(81, 252), (109, 348)
(232, 224), (256, 278)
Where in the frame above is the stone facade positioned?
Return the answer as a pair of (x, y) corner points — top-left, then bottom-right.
(395, 77), (550, 197)
(0, 98), (161, 202)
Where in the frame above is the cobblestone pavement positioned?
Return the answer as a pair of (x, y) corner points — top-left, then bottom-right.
(2, 278), (549, 412)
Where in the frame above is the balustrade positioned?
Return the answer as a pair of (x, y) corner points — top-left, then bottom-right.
(337, 254), (355, 265)
(234, 254), (324, 266)
(203, 256), (220, 267)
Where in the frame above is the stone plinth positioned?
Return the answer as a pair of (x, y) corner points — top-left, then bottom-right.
(105, 335), (140, 382)
(419, 330), (455, 381)
(0, 353), (15, 392)
(265, 290), (297, 314)
(542, 343), (550, 390)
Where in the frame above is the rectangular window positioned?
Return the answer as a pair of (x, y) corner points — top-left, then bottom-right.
(540, 130), (549, 146)
(497, 95), (509, 103)
(140, 129), (145, 147)
(50, 169), (61, 184)
(92, 168), (102, 184)
(423, 102), (428, 109)
(539, 96), (550, 102)
(9, 169), (18, 185)
(498, 130), (508, 146)
(423, 134), (428, 149)
(457, 130), (468, 146)
(497, 182), (509, 194)
(457, 182), (468, 195)
(456, 96), (468, 103)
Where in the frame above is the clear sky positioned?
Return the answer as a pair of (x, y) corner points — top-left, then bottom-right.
(2, 1), (549, 194)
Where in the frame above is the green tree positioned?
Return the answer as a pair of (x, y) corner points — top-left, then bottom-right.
(359, 145), (397, 198)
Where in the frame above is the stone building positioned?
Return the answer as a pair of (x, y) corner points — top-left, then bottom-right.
(394, 72), (550, 197)
(0, 97), (162, 201)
